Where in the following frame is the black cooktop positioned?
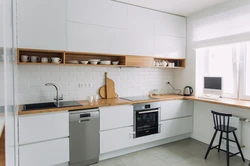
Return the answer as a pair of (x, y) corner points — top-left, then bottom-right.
(121, 96), (156, 101)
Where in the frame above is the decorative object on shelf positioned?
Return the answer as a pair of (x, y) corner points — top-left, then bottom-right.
(154, 61), (159, 66)
(31, 56), (40, 63)
(169, 63), (175, 67)
(99, 72), (118, 99)
(100, 60), (111, 65)
(41, 57), (51, 63)
(51, 57), (62, 64)
(112, 61), (119, 65)
(175, 60), (180, 67)
(80, 61), (88, 64)
(160, 60), (167, 67)
(66, 60), (79, 64)
(21, 55), (30, 62)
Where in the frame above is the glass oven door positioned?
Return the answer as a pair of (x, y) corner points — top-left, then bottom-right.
(135, 109), (159, 138)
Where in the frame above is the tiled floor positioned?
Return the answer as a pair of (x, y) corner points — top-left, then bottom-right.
(92, 138), (249, 166)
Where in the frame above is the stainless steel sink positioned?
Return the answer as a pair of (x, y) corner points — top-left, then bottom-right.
(22, 101), (82, 111)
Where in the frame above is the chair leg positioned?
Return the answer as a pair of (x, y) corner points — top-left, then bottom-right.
(226, 132), (230, 166)
(218, 131), (223, 152)
(233, 131), (245, 162)
(205, 130), (218, 159)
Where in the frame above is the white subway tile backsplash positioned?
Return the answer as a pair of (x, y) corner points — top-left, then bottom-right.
(18, 65), (174, 104)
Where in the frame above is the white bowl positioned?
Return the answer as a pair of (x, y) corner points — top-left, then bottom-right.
(66, 60), (79, 64)
(100, 60), (111, 65)
(81, 61), (88, 64)
(112, 61), (119, 65)
(89, 59), (100, 62)
(90, 61), (98, 65)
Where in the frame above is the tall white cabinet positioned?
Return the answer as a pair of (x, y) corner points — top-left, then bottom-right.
(17, 0), (66, 50)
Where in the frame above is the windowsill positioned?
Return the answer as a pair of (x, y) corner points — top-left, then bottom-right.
(185, 96), (250, 110)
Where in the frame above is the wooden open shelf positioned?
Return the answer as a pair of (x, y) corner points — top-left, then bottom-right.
(17, 48), (186, 68)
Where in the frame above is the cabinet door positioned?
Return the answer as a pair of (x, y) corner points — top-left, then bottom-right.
(19, 138), (69, 166)
(155, 12), (186, 38)
(19, 111), (69, 144)
(17, 0), (66, 50)
(161, 116), (193, 139)
(161, 100), (193, 120)
(100, 127), (133, 154)
(154, 35), (186, 58)
(100, 105), (133, 131)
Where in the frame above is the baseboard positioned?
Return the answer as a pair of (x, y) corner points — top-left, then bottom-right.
(100, 133), (191, 161)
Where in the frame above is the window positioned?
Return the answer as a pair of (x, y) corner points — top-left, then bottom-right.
(197, 41), (250, 100)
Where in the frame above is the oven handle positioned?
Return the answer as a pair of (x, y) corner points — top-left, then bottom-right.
(138, 109), (159, 114)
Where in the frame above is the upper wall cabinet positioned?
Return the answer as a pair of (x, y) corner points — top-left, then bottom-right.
(155, 12), (186, 38)
(67, 0), (127, 29)
(17, 0), (66, 50)
(127, 6), (155, 56)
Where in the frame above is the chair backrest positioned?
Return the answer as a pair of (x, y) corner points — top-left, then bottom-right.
(211, 110), (232, 131)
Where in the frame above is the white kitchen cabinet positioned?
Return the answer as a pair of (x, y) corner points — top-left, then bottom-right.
(66, 22), (128, 54)
(127, 5), (155, 56)
(155, 12), (186, 38)
(19, 138), (69, 166)
(100, 105), (133, 131)
(19, 111), (69, 145)
(154, 35), (186, 58)
(161, 116), (193, 139)
(161, 100), (193, 121)
(17, 0), (66, 50)
(67, 0), (127, 29)
(100, 126), (133, 154)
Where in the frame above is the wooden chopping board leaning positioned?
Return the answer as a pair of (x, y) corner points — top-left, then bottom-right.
(99, 72), (118, 99)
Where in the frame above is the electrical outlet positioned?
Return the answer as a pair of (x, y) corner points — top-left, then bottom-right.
(78, 83), (84, 88)
(84, 83), (88, 87)
(88, 83), (92, 87)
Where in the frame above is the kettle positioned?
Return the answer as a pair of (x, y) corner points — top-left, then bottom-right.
(183, 86), (193, 96)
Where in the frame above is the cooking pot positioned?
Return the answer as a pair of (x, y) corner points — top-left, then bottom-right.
(183, 86), (193, 96)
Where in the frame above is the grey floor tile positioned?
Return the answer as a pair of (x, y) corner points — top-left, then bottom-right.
(171, 156), (220, 166)
(90, 157), (125, 166)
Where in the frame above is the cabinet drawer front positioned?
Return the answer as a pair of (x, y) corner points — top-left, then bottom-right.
(100, 105), (133, 131)
(161, 100), (193, 120)
(161, 116), (193, 139)
(19, 138), (69, 166)
(19, 112), (69, 144)
(100, 127), (133, 154)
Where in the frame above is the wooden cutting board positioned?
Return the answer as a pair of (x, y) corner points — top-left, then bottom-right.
(105, 72), (117, 99)
(99, 85), (118, 99)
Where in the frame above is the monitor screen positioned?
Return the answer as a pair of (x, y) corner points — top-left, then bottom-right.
(204, 77), (222, 90)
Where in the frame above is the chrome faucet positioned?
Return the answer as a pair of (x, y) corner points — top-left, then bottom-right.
(45, 83), (63, 106)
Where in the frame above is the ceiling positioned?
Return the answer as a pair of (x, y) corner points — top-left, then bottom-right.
(113, 0), (230, 16)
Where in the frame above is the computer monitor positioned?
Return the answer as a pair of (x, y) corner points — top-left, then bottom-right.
(203, 76), (223, 96)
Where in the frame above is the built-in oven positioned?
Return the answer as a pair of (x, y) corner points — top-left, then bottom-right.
(133, 102), (161, 138)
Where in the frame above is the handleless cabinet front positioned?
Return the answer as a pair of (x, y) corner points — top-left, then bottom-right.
(19, 111), (69, 145)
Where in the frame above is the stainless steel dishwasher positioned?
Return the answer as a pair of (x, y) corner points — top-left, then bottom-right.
(69, 109), (100, 166)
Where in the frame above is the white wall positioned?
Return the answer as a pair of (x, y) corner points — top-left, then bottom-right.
(174, 0), (250, 160)
(18, 65), (174, 104)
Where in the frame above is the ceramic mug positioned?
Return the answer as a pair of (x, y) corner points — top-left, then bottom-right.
(31, 56), (40, 63)
(51, 57), (62, 63)
(21, 55), (30, 62)
(87, 96), (94, 103)
(41, 57), (51, 63)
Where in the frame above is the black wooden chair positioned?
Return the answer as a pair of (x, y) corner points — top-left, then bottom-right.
(204, 110), (245, 166)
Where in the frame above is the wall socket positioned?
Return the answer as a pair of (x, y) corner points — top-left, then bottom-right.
(78, 83), (92, 88)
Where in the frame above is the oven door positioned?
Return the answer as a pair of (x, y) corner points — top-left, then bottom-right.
(135, 108), (160, 138)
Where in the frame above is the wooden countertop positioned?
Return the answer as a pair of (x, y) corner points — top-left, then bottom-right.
(186, 96), (250, 109)
(18, 98), (133, 115)
(18, 94), (250, 115)
(0, 118), (4, 138)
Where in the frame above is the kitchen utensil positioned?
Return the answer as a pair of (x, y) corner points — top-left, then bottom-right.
(21, 55), (30, 62)
(90, 61), (98, 65)
(100, 60), (111, 65)
(80, 61), (88, 64)
(51, 57), (62, 63)
(112, 61), (119, 65)
(41, 57), (51, 63)
(99, 85), (118, 99)
(31, 56), (40, 63)
(105, 72), (116, 99)
(183, 86), (193, 96)
(66, 60), (79, 64)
